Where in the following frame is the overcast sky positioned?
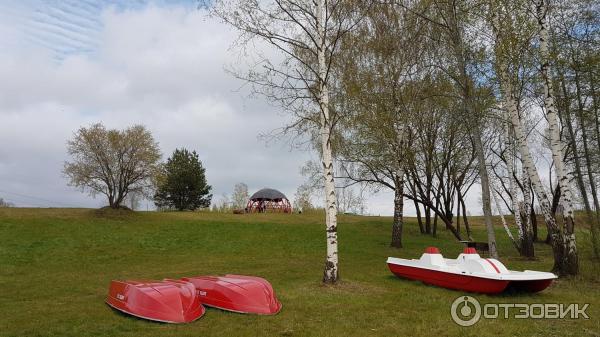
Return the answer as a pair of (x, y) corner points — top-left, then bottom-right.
(0, 0), (484, 215)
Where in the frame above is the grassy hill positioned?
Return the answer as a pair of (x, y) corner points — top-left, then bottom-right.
(0, 208), (598, 336)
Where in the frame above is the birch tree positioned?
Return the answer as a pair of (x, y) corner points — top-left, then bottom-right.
(210, 0), (370, 283)
(490, 0), (578, 275)
(534, 0), (578, 273)
(553, 0), (600, 258)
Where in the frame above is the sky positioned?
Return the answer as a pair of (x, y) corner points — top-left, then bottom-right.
(0, 0), (481, 215)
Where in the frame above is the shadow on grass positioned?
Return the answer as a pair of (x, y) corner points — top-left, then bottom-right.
(385, 274), (556, 298)
(91, 207), (138, 220)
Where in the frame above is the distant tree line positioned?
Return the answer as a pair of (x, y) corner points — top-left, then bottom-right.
(0, 198), (13, 208)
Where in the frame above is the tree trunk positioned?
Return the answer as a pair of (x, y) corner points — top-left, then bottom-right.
(391, 175), (404, 248)
(504, 112), (525, 249)
(446, 1), (497, 257)
(491, 4), (564, 270)
(491, 177), (520, 252)
(473, 126), (499, 258)
(391, 123), (406, 248)
(536, 0), (578, 275)
(500, 63), (572, 274)
(561, 69), (590, 215)
(573, 66), (600, 258)
(456, 191), (461, 234)
(561, 68), (596, 254)
(589, 71), (600, 166)
(588, 73), (600, 259)
(415, 199), (425, 234)
(521, 166), (535, 258)
(317, 0), (338, 284)
(425, 205), (432, 234)
(432, 199), (439, 237)
(460, 196), (473, 241)
(508, 88), (565, 269)
(531, 198), (539, 242)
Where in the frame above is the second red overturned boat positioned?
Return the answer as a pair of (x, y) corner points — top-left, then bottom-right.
(387, 247), (557, 294)
(181, 274), (282, 315)
(106, 279), (205, 323)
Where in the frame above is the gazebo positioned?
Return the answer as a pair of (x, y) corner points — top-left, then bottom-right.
(246, 188), (292, 213)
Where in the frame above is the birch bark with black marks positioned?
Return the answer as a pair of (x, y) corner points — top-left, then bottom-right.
(535, 0), (578, 274)
(316, 0), (339, 283)
(520, 165), (535, 257)
(504, 111), (525, 246)
(498, 54), (569, 273)
(490, 0), (576, 275)
(490, 172), (520, 251)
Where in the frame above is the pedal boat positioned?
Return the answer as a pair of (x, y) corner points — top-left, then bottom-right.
(387, 247), (557, 294)
(181, 274), (282, 315)
(106, 279), (205, 323)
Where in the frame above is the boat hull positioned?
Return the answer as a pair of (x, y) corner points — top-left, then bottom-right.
(182, 274), (282, 315)
(106, 280), (205, 323)
(388, 263), (510, 294)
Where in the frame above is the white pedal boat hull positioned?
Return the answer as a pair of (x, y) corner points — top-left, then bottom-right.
(387, 247), (557, 294)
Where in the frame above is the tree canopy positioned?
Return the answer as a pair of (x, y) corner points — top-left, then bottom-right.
(64, 123), (161, 209)
(153, 148), (212, 211)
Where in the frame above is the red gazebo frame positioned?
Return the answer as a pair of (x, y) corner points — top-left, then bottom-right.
(246, 198), (292, 213)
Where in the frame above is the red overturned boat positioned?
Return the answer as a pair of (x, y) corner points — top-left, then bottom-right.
(106, 279), (205, 323)
(182, 274), (282, 315)
(387, 247), (557, 294)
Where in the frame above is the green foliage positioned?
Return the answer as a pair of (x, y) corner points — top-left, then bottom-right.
(153, 148), (212, 211)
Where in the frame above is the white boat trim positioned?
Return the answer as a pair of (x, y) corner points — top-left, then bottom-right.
(105, 301), (205, 324)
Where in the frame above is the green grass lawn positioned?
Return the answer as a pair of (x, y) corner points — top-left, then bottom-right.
(1, 208), (599, 337)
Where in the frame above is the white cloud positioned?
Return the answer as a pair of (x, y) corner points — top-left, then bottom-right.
(0, 4), (314, 209)
(3, 1), (502, 216)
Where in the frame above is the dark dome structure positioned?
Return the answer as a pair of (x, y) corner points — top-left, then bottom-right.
(246, 188), (292, 213)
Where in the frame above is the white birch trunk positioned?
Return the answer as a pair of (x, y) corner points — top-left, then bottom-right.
(521, 167), (532, 234)
(520, 165), (535, 257)
(504, 110), (525, 244)
(317, 0), (339, 283)
(500, 62), (565, 270)
(501, 69), (553, 226)
(491, 7), (562, 267)
(536, 0), (578, 274)
(490, 171), (519, 250)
